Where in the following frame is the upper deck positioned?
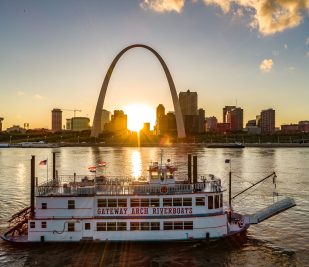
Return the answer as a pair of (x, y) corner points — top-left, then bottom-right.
(36, 174), (223, 197)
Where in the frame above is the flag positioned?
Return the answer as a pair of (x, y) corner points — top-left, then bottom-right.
(225, 159), (230, 163)
(39, 159), (47, 165)
(88, 166), (96, 172)
(98, 161), (106, 167)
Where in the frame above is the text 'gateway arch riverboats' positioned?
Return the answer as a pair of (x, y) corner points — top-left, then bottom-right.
(1, 152), (296, 243)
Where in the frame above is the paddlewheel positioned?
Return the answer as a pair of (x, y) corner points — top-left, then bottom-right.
(4, 206), (31, 237)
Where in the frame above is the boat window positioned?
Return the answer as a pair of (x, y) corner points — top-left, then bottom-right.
(141, 198), (150, 207)
(98, 199), (107, 207)
(215, 195), (220, 209)
(184, 221), (193, 230)
(141, 222), (150, 231)
(96, 222), (106, 231)
(130, 198), (140, 207)
(173, 198), (182, 206)
(107, 222), (116, 231)
(160, 171), (164, 181)
(220, 194), (223, 208)
(196, 197), (205, 206)
(150, 198), (160, 207)
(118, 199), (127, 207)
(151, 222), (160, 230)
(163, 198), (173, 207)
(41, 203), (47, 209)
(174, 221), (183, 230)
(108, 199), (117, 208)
(68, 222), (75, 232)
(68, 200), (75, 209)
(85, 223), (91, 230)
(208, 196), (214, 209)
(163, 221), (173, 230)
(117, 222), (127, 231)
(150, 171), (158, 179)
(167, 171), (173, 179)
(41, 221), (47, 229)
(130, 222), (139, 231)
(183, 198), (192, 206)
(30, 221), (35, 228)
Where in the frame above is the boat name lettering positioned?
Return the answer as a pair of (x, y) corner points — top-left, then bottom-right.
(96, 207), (192, 216)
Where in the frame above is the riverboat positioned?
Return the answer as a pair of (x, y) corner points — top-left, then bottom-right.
(1, 152), (295, 243)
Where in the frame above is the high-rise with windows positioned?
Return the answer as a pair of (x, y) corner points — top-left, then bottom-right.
(51, 109), (62, 132)
(260, 108), (275, 134)
(179, 90), (198, 116)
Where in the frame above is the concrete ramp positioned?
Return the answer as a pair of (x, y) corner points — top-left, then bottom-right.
(245, 197), (296, 224)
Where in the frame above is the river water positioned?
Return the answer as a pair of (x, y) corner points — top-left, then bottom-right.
(0, 146), (308, 266)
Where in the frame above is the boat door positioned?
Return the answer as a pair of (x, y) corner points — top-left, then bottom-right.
(82, 221), (93, 240)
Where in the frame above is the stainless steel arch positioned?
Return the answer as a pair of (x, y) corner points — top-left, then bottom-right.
(91, 44), (186, 138)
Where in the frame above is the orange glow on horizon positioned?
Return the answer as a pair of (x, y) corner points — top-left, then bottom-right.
(124, 104), (156, 132)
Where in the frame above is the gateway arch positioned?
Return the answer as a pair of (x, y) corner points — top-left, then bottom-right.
(91, 44), (186, 138)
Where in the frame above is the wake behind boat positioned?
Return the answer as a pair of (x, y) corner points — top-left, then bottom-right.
(1, 152), (295, 243)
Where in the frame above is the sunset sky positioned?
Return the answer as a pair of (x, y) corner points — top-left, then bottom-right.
(1, 0), (309, 130)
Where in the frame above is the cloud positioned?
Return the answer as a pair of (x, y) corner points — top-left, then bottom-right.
(306, 51), (309, 57)
(260, 58), (273, 72)
(203, 0), (231, 13)
(140, 0), (185, 13)
(142, 0), (309, 35)
(284, 44), (288, 49)
(204, 0), (309, 35)
(306, 37), (309, 45)
(17, 91), (25, 96)
(34, 94), (43, 100)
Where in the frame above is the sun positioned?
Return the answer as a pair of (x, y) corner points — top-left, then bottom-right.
(124, 104), (156, 132)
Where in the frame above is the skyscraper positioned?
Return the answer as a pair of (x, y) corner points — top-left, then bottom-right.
(0, 117), (3, 132)
(260, 109), (275, 134)
(156, 104), (165, 135)
(104, 110), (127, 135)
(198, 108), (205, 133)
(101, 109), (111, 132)
(226, 107), (243, 132)
(223, 106), (236, 123)
(51, 109), (62, 132)
(179, 90), (198, 116)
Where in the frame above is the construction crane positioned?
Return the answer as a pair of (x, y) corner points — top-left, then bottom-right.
(62, 109), (82, 117)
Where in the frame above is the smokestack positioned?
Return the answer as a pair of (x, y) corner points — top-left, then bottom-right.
(30, 155), (35, 218)
(188, 154), (192, 183)
(53, 152), (56, 180)
(193, 155), (197, 184)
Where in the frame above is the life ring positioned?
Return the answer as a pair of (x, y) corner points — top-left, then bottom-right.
(238, 219), (244, 228)
(161, 186), (168, 194)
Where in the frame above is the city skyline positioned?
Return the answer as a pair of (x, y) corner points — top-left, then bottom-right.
(1, 1), (309, 129)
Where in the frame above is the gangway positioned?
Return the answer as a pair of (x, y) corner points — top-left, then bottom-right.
(245, 197), (296, 224)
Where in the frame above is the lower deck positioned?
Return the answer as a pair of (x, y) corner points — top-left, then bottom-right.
(27, 214), (234, 242)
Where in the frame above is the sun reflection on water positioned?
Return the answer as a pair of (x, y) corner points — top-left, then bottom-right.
(131, 150), (141, 179)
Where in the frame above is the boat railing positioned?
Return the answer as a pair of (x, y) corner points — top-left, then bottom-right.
(35, 175), (222, 196)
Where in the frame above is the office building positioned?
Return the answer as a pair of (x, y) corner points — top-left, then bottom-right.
(155, 104), (165, 135)
(51, 108), (62, 132)
(226, 107), (243, 132)
(179, 90), (198, 116)
(223, 106), (236, 123)
(0, 117), (3, 132)
(71, 117), (90, 131)
(260, 109), (275, 134)
(66, 119), (72, 130)
(198, 108), (206, 133)
(101, 109), (111, 133)
(158, 112), (177, 136)
(281, 124), (299, 133)
(205, 116), (218, 132)
(299, 121), (309, 133)
(104, 110), (127, 135)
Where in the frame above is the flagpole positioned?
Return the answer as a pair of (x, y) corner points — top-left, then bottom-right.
(47, 157), (49, 184)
